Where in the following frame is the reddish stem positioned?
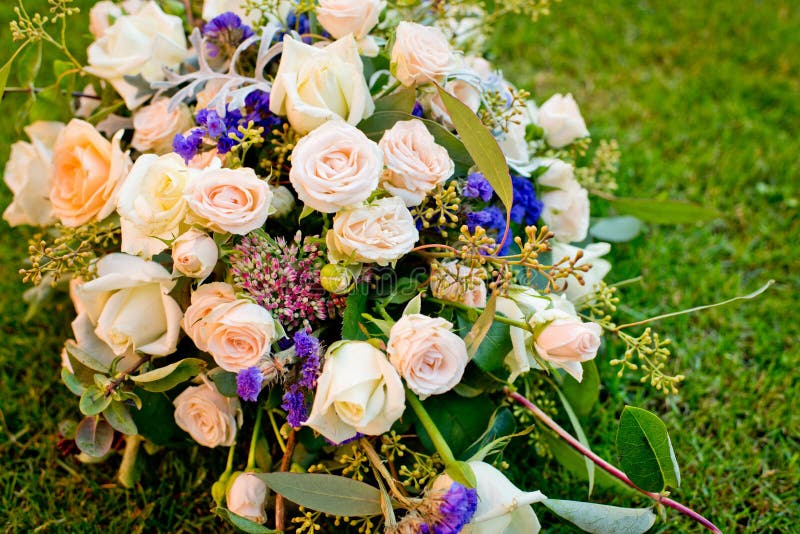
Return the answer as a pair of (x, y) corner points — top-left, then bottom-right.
(505, 388), (723, 534)
(274, 429), (297, 532)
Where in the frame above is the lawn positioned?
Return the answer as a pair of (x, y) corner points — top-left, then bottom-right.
(1, 1), (798, 532)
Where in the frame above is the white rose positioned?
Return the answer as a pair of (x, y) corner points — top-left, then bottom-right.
(537, 93), (589, 148)
(537, 159), (590, 243)
(391, 22), (455, 87)
(326, 197), (419, 266)
(89, 1), (122, 38)
(85, 1), (189, 109)
(185, 164), (272, 234)
(173, 379), (242, 448)
(73, 253), (183, 356)
(182, 282), (237, 351)
(531, 303), (602, 382)
(117, 153), (193, 257)
(227, 472), (268, 524)
(430, 261), (487, 308)
(204, 299), (277, 373)
(289, 121), (381, 213)
(172, 229), (219, 279)
(68, 313), (140, 371)
(317, 0), (384, 40)
(379, 120), (454, 207)
(387, 314), (468, 399)
(2, 121), (64, 226)
(131, 98), (194, 154)
(305, 341), (405, 444)
(496, 285), (550, 382)
(551, 241), (611, 303)
(202, 0), (260, 26)
(270, 35), (374, 134)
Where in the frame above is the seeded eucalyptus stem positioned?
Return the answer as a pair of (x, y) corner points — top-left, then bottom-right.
(405, 388), (456, 466)
(505, 388), (723, 533)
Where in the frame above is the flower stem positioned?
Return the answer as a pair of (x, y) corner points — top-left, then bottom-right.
(117, 434), (142, 489)
(405, 388), (456, 466)
(275, 429), (297, 532)
(246, 406), (264, 471)
(429, 297), (534, 332)
(267, 408), (287, 453)
(505, 388), (723, 534)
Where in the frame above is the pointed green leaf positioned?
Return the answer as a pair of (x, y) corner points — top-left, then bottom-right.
(214, 508), (277, 533)
(16, 41), (42, 86)
(415, 392), (495, 459)
(590, 216), (644, 242)
(341, 283), (369, 340)
(402, 293), (422, 316)
(561, 360), (600, 417)
(104, 401), (138, 435)
(542, 499), (656, 534)
(258, 473), (383, 517)
(445, 461), (477, 488)
(80, 385), (112, 416)
(464, 292), (498, 358)
(374, 85), (416, 113)
(555, 385), (595, 497)
(617, 406), (681, 492)
(463, 407), (516, 460)
(65, 341), (111, 373)
(61, 367), (87, 396)
(607, 196), (719, 224)
(130, 358), (206, 392)
(75, 416), (114, 458)
(0, 43), (28, 102)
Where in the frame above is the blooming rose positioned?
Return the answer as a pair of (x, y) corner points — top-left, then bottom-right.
(289, 121), (381, 213)
(117, 153), (192, 257)
(131, 98), (194, 154)
(68, 313), (140, 372)
(204, 299), (277, 373)
(531, 298), (602, 381)
(185, 165), (271, 234)
(3, 121), (64, 226)
(50, 119), (130, 227)
(317, 0), (384, 39)
(305, 341), (405, 444)
(227, 472), (268, 524)
(182, 282), (237, 351)
(172, 229), (219, 279)
(391, 22), (455, 87)
(551, 241), (612, 303)
(85, 1), (188, 109)
(174, 380), (242, 448)
(387, 314), (468, 399)
(326, 197), (419, 266)
(537, 159), (590, 243)
(89, 1), (122, 38)
(496, 285), (549, 382)
(537, 93), (589, 148)
(73, 253), (183, 356)
(379, 120), (454, 207)
(270, 35), (374, 134)
(430, 261), (487, 308)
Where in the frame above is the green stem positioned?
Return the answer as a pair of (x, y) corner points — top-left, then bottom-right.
(268, 409), (287, 452)
(117, 434), (142, 488)
(224, 440), (236, 475)
(405, 388), (456, 466)
(376, 79), (402, 99)
(246, 406), (264, 471)
(429, 297), (534, 332)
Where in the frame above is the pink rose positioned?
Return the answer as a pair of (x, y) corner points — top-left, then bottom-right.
(391, 22), (455, 87)
(131, 98), (194, 154)
(532, 309), (602, 381)
(182, 282), (237, 351)
(204, 300), (277, 373)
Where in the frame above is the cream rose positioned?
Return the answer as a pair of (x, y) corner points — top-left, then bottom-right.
(305, 341), (405, 444)
(289, 121), (381, 213)
(430, 261), (487, 308)
(227, 472), (268, 524)
(379, 119), (454, 207)
(537, 93), (589, 148)
(172, 229), (219, 279)
(496, 285), (550, 382)
(117, 153), (192, 257)
(551, 241), (612, 303)
(131, 98), (194, 154)
(85, 1), (188, 109)
(326, 197), (419, 266)
(317, 0), (384, 43)
(89, 1), (122, 38)
(531, 300), (602, 382)
(204, 299), (277, 373)
(270, 35), (374, 134)
(173, 380), (242, 448)
(184, 165), (271, 235)
(182, 282), (237, 351)
(68, 312), (140, 372)
(51, 119), (130, 227)
(202, 0), (260, 26)
(73, 253), (183, 356)
(537, 159), (590, 243)
(391, 22), (455, 87)
(387, 314), (468, 399)
(3, 121), (64, 227)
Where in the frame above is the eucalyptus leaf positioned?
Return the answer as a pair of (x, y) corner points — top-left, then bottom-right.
(561, 361), (600, 417)
(555, 386), (595, 497)
(258, 472), (383, 517)
(65, 341), (110, 373)
(373, 85), (416, 113)
(0, 43), (28, 102)
(463, 407), (516, 460)
(16, 41), (42, 87)
(80, 386), (113, 416)
(61, 367), (87, 396)
(341, 283), (369, 340)
(416, 392), (495, 459)
(590, 216), (644, 242)
(214, 508), (277, 533)
(542, 499), (656, 534)
(130, 358), (206, 392)
(210, 369), (239, 397)
(130, 389), (187, 446)
(75, 416), (114, 458)
(617, 406), (681, 492)
(104, 401), (138, 435)
(607, 196), (719, 224)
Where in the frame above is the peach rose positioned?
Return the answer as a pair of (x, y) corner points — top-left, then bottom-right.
(289, 121), (382, 213)
(185, 166), (272, 234)
(131, 98), (194, 154)
(326, 197), (419, 266)
(173, 379), (242, 448)
(379, 119), (454, 206)
(430, 261), (487, 308)
(531, 302), (602, 382)
(50, 119), (130, 227)
(538, 159), (590, 243)
(391, 22), (455, 87)
(227, 472), (268, 524)
(317, 0), (384, 51)
(204, 299), (277, 373)
(172, 229), (219, 279)
(182, 282), (237, 351)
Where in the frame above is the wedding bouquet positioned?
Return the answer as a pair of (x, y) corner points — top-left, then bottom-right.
(3, 0), (758, 532)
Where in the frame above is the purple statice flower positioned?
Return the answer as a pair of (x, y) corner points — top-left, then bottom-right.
(281, 386), (308, 428)
(412, 101), (424, 118)
(237, 367), (264, 402)
(203, 12), (254, 57)
(511, 176), (544, 225)
(196, 108), (227, 138)
(172, 128), (205, 162)
(244, 90), (283, 130)
(466, 206), (505, 233)
(420, 482), (479, 534)
(463, 173), (494, 202)
(293, 330), (321, 389)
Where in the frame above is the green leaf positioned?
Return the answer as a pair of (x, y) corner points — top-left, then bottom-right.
(436, 84), (513, 212)
(104, 401), (138, 435)
(463, 293), (498, 358)
(555, 385), (595, 497)
(79, 385), (112, 416)
(0, 43), (28, 102)
(463, 407), (516, 460)
(258, 472), (383, 517)
(130, 358), (206, 392)
(542, 499), (656, 534)
(607, 197), (719, 224)
(61, 367), (87, 396)
(416, 392), (495, 459)
(15, 41), (42, 87)
(210, 369), (239, 397)
(541, 430), (633, 493)
(341, 283), (369, 340)
(65, 341), (110, 373)
(617, 406), (681, 492)
(373, 85), (416, 114)
(129, 389), (186, 446)
(29, 84), (73, 123)
(445, 461), (477, 488)
(561, 361), (600, 417)
(402, 293), (422, 316)
(75, 416), (114, 458)
(213, 508), (277, 533)
(457, 305), (514, 373)
(590, 216), (644, 242)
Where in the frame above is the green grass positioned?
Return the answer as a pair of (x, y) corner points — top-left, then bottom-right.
(1, 1), (798, 532)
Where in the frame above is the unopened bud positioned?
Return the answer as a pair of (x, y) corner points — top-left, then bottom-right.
(320, 263), (355, 295)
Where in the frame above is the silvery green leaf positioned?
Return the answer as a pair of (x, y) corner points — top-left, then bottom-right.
(542, 499), (656, 534)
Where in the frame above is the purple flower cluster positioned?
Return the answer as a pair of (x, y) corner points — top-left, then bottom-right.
(420, 482), (479, 534)
(281, 330), (323, 427)
(463, 173), (494, 202)
(203, 12), (254, 58)
(510, 176), (544, 226)
(236, 366), (264, 402)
